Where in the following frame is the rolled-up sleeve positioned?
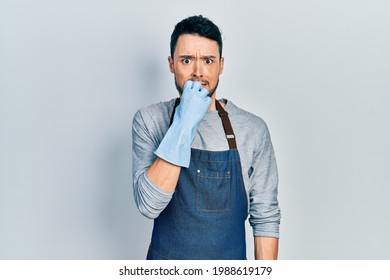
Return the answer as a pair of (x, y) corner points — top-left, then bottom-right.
(248, 124), (281, 238)
(132, 110), (173, 219)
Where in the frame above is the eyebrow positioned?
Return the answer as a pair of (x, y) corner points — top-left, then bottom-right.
(178, 55), (217, 59)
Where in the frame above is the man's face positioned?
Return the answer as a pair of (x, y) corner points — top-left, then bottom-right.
(168, 34), (224, 97)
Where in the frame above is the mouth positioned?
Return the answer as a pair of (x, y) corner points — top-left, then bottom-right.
(200, 81), (208, 87)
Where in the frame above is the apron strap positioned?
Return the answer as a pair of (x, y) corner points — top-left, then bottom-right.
(169, 98), (237, 149)
(169, 98), (181, 127)
(215, 100), (237, 149)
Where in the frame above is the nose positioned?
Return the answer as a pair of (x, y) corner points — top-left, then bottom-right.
(191, 60), (203, 80)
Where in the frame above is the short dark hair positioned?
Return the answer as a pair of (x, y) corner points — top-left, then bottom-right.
(170, 15), (223, 59)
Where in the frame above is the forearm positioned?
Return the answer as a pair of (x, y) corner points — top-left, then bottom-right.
(254, 236), (279, 260)
(146, 157), (181, 193)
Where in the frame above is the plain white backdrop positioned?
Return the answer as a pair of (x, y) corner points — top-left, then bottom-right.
(0, 0), (389, 259)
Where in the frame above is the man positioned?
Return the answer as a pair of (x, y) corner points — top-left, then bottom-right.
(132, 15), (280, 260)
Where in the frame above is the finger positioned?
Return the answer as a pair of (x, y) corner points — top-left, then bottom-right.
(199, 87), (209, 98)
(192, 81), (202, 91)
(183, 80), (193, 91)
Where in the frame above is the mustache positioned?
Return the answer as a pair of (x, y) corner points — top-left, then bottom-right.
(174, 77), (219, 98)
(188, 79), (209, 86)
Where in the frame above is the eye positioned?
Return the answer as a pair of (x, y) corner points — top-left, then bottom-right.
(205, 58), (213, 64)
(182, 58), (191, 64)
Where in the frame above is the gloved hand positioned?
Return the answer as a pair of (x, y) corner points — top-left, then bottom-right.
(154, 80), (211, 167)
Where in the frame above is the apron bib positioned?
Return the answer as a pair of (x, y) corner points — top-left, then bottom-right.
(147, 100), (248, 260)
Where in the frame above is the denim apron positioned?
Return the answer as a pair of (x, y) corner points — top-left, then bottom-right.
(147, 99), (248, 260)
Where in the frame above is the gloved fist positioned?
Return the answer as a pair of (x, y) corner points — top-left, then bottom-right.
(154, 80), (212, 167)
(174, 80), (212, 128)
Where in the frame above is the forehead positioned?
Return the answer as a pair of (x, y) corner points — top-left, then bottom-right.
(174, 34), (219, 57)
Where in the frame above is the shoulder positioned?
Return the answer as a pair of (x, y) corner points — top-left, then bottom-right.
(133, 98), (176, 126)
(223, 99), (274, 153)
(224, 99), (269, 134)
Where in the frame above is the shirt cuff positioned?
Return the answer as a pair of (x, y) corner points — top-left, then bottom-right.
(136, 172), (174, 219)
(251, 223), (280, 238)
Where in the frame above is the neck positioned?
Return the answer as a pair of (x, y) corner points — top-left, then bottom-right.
(208, 95), (225, 111)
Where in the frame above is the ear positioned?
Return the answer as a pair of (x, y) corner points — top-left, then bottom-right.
(168, 56), (175, 73)
(219, 57), (225, 75)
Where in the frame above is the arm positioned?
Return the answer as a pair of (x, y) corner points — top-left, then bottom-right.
(248, 121), (281, 257)
(132, 81), (211, 218)
(255, 236), (279, 260)
(132, 109), (176, 219)
(146, 157), (181, 193)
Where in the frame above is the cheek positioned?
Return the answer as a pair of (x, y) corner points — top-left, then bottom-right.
(174, 73), (187, 85)
(208, 68), (221, 82)
(174, 67), (191, 81)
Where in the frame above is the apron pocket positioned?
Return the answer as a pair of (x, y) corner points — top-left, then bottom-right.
(196, 168), (231, 212)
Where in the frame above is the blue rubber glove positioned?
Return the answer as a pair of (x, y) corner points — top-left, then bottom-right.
(154, 80), (212, 167)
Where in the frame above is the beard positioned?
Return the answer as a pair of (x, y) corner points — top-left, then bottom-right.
(175, 77), (219, 97)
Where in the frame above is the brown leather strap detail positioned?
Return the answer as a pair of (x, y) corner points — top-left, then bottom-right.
(216, 100), (237, 150)
(169, 98), (181, 127)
